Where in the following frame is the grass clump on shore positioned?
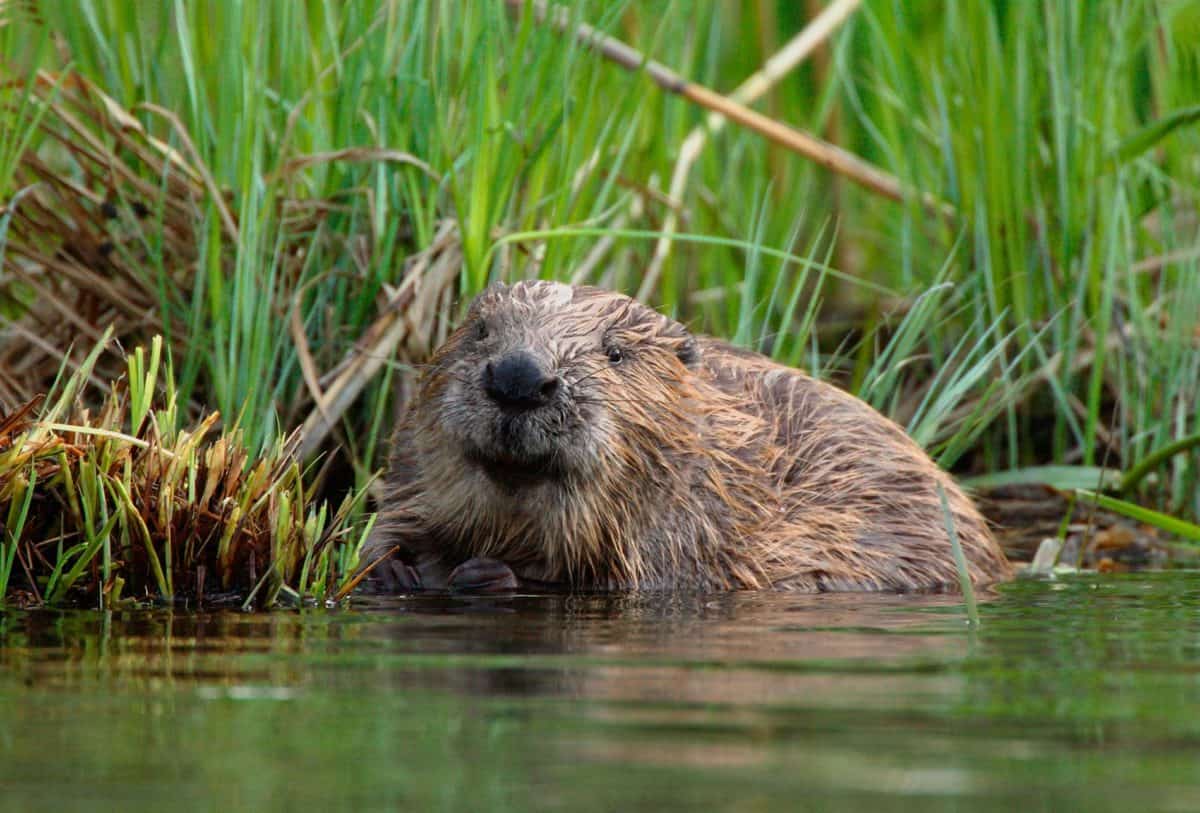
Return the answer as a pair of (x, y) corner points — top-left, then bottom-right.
(2, 1), (1200, 603)
(0, 335), (369, 608)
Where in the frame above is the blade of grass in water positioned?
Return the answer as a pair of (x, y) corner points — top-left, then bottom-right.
(938, 482), (979, 626)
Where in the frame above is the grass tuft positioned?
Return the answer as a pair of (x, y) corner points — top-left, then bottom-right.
(0, 335), (369, 607)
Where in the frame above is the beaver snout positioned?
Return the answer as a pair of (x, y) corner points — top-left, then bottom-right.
(482, 351), (560, 410)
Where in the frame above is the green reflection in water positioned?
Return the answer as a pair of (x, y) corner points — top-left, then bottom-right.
(2, 575), (1200, 811)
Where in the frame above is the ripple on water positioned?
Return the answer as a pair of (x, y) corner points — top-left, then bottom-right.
(2, 573), (1200, 811)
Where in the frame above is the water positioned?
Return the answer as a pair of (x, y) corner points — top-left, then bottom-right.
(2, 573), (1200, 812)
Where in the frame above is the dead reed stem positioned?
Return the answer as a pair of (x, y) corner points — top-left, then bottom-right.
(504, 0), (954, 241)
(642, 0), (863, 299)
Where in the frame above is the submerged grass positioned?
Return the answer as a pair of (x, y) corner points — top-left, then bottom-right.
(1, 1), (1199, 603)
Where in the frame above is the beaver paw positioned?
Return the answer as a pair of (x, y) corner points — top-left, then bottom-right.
(447, 558), (519, 592)
(365, 558), (422, 592)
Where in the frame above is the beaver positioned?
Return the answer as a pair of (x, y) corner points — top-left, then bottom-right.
(361, 280), (1011, 593)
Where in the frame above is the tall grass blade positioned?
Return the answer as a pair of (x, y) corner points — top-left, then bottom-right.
(938, 482), (979, 626)
(1076, 490), (1200, 544)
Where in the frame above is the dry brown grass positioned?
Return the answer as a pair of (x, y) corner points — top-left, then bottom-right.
(0, 65), (464, 457)
(0, 335), (371, 607)
(1, 70), (209, 406)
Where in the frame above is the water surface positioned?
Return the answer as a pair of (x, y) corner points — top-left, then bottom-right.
(2, 574), (1200, 811)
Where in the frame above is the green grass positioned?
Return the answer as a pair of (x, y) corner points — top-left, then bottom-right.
(2, 1), (1199, 603)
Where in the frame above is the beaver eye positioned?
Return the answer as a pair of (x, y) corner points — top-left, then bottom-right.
(473, 320), (488, 341)
(606, 346), (624, 365)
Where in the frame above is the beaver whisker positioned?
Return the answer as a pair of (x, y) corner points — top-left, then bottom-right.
(573, 396), (645, 407)
(566, 369), (612, 389)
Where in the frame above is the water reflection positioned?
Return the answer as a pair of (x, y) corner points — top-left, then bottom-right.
(3, 591), (971, 697)
(1, 576), (1199, 811)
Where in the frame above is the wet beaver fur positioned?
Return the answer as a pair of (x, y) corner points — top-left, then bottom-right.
(362, 280), (1011, 593)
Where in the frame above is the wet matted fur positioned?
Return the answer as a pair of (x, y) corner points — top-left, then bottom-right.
(364, 280), (1012, 592)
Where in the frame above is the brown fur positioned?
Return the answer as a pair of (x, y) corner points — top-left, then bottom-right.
(364, 281), (1011, 592)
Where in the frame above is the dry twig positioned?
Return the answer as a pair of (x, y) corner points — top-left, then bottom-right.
(643, 0), (863, 299)
(293, 219), (463, 460)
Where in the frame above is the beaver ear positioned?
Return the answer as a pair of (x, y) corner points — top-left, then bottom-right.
(676, 335), (699, 368)
(479, 280), (508, 302)
(467, 281), (506, 316)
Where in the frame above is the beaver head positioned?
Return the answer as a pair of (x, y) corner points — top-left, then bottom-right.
(413, 280), (699, 491)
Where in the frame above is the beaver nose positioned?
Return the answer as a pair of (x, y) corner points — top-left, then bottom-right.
(482, 352), (559, 409)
